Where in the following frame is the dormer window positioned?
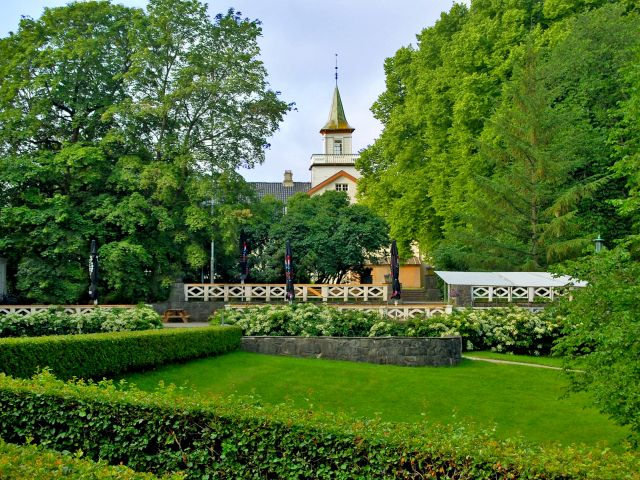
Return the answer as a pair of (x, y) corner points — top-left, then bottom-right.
(333, 139), (343, 155)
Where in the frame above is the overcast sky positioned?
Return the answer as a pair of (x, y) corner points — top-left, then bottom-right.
(1, 0), (457, 182)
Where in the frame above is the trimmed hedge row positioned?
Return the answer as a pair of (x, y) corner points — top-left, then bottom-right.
(0, 439), (183, 479)
(0, 326), (241, 379)
(0, 305), (163, 337)
(0, 371), (637, 479)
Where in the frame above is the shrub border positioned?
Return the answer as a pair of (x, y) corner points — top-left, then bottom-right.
(0, 372), (637, 479)
(0, 439), (183, 479)
(0, 326), (241, 379)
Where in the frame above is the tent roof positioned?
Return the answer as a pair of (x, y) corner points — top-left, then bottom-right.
(434, 271), (586, 287)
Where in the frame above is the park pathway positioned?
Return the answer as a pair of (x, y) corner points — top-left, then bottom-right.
(462, 355), (565, 370)
(163, 322), (210, 328)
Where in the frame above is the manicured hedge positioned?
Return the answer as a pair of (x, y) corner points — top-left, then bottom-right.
(0, 326), (241, 379)
(0, 371), (637, 479)
(0, 439), (183, 479)
(0, 305), (163, 337)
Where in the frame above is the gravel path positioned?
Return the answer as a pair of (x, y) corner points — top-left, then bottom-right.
(462, 355), (565, 370)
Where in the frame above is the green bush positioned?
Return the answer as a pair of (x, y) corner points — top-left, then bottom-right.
(0, 326), (241, 379)
(0, 438), (183, 479)
(0, 371), (637, 479)
(214, 304), (561, 354)
(0, 305), (163, 337)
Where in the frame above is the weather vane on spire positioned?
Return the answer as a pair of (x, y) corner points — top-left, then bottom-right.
(335, 53), (338, 86)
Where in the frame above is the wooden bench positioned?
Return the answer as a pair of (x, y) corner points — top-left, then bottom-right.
(162, 309), (190, 323)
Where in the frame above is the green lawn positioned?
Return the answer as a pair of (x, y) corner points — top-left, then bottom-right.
(121, 351), (628, 448)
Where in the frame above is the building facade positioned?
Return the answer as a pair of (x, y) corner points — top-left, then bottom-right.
(307, 86), (360, 203)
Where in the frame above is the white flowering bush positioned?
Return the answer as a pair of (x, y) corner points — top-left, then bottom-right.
(437, 307), (562, 354)
(213, 304), (563, 355)
(0, 305), (162, 337)
(213, 303), (383, 337)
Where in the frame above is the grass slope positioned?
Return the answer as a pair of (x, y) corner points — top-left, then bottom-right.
(121, 351), (629, 448)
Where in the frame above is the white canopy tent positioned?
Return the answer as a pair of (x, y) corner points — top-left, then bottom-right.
(434, 271), (586, 305)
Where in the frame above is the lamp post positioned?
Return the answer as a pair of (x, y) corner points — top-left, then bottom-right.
(593, 234), (604, 254)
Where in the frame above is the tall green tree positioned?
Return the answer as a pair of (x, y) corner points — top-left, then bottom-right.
(358, 0), (639, 270)
(458, 45), (605, 270)
(612, 45), (640, 248)
(0, 1), (138, 303)
(0, 0), (289, 303)
(249, 192), (389, 284)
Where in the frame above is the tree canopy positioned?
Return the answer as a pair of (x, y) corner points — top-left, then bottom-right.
(243, 192), (389, 284)
(552, 246), (640, 442)
(0, 0), (290, 303)
(357, 0), (640, 269)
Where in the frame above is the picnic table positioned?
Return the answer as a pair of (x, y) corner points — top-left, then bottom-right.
(162, 309), (190, 323)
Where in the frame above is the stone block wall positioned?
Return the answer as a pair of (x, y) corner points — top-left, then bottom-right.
(241, 336), (461, 367)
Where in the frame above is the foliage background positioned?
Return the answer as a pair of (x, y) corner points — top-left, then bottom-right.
(0, 0), (290, 303)
(357, 0), (640, 269)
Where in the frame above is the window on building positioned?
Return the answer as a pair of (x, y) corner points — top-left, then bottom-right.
(333, 139), (342, 155)
(335, 183), (348, 192)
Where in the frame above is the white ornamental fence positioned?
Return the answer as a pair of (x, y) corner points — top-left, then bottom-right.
(226, 302), (453, 320)
(471, 286), (569, 303)
(0, 305), (135, 316)
(185, 283), (388, 303)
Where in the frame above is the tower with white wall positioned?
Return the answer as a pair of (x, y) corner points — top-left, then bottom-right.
(308, 85), (360, 203)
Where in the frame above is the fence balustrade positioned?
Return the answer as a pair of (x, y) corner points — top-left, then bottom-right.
(471, 286), (569, 303)
(185, 283), (388, 303)
(226, 302), (452, 320)
(0, 305), (136, 316)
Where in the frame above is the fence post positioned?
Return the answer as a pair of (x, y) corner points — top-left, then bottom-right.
(322, 285), (329, 302)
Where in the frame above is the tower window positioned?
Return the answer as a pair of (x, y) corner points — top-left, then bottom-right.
(335, 183), (348, 192)
(333, 139), (343, 155)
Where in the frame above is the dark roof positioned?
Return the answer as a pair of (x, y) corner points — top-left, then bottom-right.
(249, 182), (311, 203)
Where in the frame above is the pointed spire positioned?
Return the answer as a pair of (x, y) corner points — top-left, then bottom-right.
(320, 86), (354, 133)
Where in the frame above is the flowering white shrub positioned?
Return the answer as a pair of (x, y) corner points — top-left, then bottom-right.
(212, 304), (563, 354)
(0, 305), (162, 337)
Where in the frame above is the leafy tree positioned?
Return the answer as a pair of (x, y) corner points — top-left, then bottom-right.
(457, 45), (604, 270)
(358, 0), (639, 270)
(612, 45), (640, 247)
(250, 192), (389, 284)
(552, 247), (640, 442)
(0, 1), (137, 302)
(0, 0), (289, 303)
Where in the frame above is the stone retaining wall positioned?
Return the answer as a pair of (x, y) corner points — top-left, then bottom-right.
(241, 336), (462, 367)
